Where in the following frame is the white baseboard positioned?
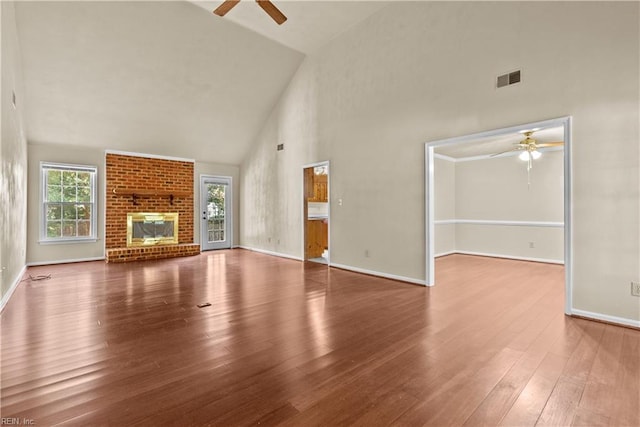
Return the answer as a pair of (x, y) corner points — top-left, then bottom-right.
(454, 250), (564, 265)
(237, 246), (303, 261)
(571, 308), (640, 329)
(1, 264), (27, 313)
(237, 248), (424, 286)
(435, 250), (457, 258)
(330, 262), (426, 286)
(27, 256), (105, 267)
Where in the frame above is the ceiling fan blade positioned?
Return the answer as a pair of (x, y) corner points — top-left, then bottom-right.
(490, 147), (522, 157)
(256, 0), (287, 25)
(213, 0), (240, 17)
(535, 142), (564, 148)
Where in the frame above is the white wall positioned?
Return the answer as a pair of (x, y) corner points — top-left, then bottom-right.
(1, 1), (28, 307)
(240, 59), (321, 258)
(240, 2), (640, 323)
(455, 152), (564, 221)
(454, 151), (564, 262)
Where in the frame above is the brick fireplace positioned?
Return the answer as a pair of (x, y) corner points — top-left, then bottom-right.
(105, 153), (200, 263)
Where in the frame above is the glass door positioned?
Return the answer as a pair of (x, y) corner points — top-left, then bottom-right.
(200, 176), (231, 250)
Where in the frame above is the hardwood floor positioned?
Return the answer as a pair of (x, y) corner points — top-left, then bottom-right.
(1, 251), (638, 426)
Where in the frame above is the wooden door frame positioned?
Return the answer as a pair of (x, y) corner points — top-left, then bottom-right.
(302, 161), (330, 263)
(424, 117), (573, 315)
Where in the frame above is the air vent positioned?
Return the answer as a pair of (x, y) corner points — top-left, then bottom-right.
(277, 143), (284, 151)
(497, 70), (521, 88)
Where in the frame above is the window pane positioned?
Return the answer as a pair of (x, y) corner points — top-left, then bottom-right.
(47, 185), (62, 202)
(42, 164), (96, 241)
(62, 221), (77, 237)
(77, 186), (91, 202)
(63, 204), (77, 220)
(77, 204), (91, 220)
(77, 221), (91, 237)
(47, 170), (62, 186)
(63, 186), (77, 202)
(76, 172), (91, 186)
(62, 171), (77, 186)
(47, 221), (62, 238)
(46, 204), (62, 220)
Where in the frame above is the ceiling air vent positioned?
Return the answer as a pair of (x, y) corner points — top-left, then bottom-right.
(497, 70), (521, 88)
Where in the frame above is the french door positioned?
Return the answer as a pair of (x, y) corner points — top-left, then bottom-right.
(200, 176), (231, 250)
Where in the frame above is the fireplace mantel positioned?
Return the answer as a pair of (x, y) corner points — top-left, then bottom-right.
(112, 187), (191, 205)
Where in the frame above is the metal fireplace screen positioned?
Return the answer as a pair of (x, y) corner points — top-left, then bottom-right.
(127, 213), (178, 247)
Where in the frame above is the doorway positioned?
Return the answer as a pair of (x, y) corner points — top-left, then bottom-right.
(303, 162), (330, 264)
(200, 175), (232, 251)
(425, 117), (572, 314)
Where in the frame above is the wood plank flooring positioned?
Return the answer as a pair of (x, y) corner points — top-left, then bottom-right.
(1, 251), (638, 426)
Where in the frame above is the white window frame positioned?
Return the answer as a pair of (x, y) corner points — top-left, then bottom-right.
(40, 162), (98, 244)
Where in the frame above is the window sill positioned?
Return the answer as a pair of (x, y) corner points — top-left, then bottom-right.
(39, 238), (99, 245)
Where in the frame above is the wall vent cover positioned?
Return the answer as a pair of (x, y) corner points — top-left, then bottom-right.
(497, 70), (521, 88)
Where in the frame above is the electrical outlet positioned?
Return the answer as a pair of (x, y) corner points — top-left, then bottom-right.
(631, 282), (640, 297)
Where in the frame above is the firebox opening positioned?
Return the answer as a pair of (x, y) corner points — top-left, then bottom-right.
(127, 213), (179, 247)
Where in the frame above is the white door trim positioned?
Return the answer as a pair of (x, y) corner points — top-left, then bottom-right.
(302, 161), (330, 264)
(200, 174), (233, 251)
(424, 116), (573, 315)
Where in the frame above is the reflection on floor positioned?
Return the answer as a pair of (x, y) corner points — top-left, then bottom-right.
(4, 251), (638, 425)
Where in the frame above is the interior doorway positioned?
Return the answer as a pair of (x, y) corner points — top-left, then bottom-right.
(425, 117), (572, 314)
(303, 162), (330, 264)
(200, 175), (232, 251)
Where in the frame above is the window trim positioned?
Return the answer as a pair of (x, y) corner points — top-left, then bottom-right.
(39, 162), (98, 244)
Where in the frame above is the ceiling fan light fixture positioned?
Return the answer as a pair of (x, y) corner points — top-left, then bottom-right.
(518, 150), (541, 161)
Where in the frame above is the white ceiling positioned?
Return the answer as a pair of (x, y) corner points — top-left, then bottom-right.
(14, 1), (387, 166)
(435, 126), (565, 159)
(193, 1), (390, 54)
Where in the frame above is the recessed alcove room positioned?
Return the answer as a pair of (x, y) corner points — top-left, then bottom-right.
(1, 1), (639, 425)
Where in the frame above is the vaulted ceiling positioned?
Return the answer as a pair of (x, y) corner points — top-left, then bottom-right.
(193, 1), (388, 54)
(14, 1), (387, 165)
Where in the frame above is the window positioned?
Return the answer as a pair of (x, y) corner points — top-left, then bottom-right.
(41, 162), (97, 242)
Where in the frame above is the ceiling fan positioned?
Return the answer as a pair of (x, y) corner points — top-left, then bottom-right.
(491, 130), (564, 160)
(213, 0), (287, 25)
(491, 130), (564, 187)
